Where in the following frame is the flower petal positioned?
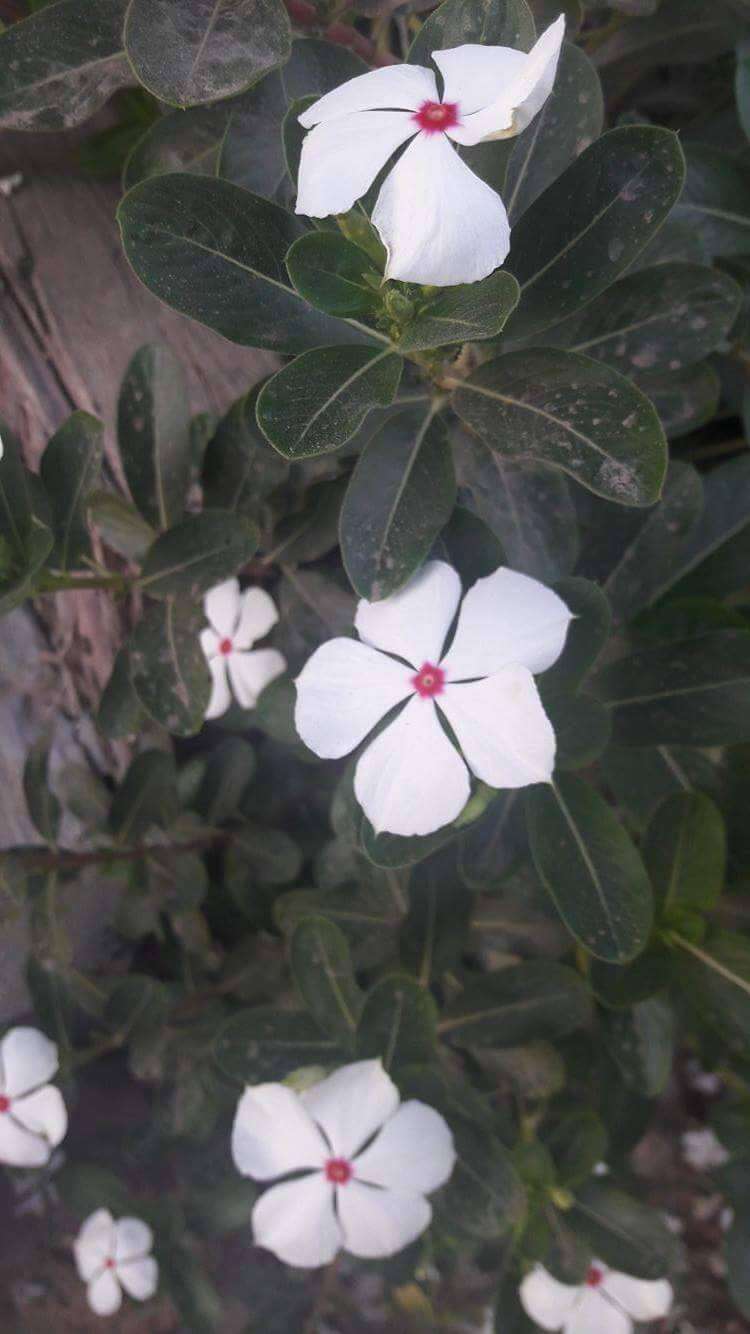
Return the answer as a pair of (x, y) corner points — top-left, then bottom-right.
(372, 130), (510, 286)
(234, 587), (279, 649)
(74, 1210), (116, 1282)
(295, 638), (412, 760)
(299, 63), (438, 127)
(200, 627), (220, 660)
(118, 1256), (159, 1302)
(354, 1100), (456, 1194)
(337, 1180), (432, 1258)
(87, 1269), (123, 1317)
(114, 1217), (153, 1264)
(440, 567), (573, 680)
(453, 16), (566, 145)
(566, 1288), (629, 1334)
(296, 110), (417, 218)
(519, 1267), (580, 1331)
(205, 656), (232, 720)
(12, 1085), (67, 1149)
(204, 578), (240, 638)
(228, 648), (286, 710)
(354, 695), (470, 836)
(302, 1060), (399, 1160)
(355, 560), (461, 669)
(252, 1173), (341, 1268)
(0, 1111), (51, 1167)
(231, 1083), (328, 1181)
(433, 43), (526, 117)
(438, 667), (556, 789)
(601, 1273), (673, 1321)
(0, 1026), (58, 1098)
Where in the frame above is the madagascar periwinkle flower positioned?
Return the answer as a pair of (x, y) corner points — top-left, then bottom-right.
(200, 578), (286, 719)
(0, 1026), (67, 1167)
(231, 1059), (455, 1267)
(296, 16), (565, 286)
(520, 1262), (673, 1334)
(74, 1209), (158, 1317)
(294, 561), (572, 837)
(681, 1126), (729, 1171)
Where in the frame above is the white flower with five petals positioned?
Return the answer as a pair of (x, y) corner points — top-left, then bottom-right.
(231, 1059), (455, 1268)
(296, 16), (565, 286)
(0, 1026), (67, 1167)
(681, 1126), (729, 1171)
(200, 578), (286, 720)
(520, 1261), (673, 1334)
(74, 1209), (158, 1317)
(294, 561), (572, 837)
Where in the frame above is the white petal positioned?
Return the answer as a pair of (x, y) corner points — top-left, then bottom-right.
(87, 1269), (122, 1317)
(354, 1100), (456, 1194)
(0, 1026), (58, 1097)
(438, 668), (556, 789)
(0, 1111), (51, 1167)
(519, 1268), (581, 1331)
(228, 648), (286, 710)
(12, 1085), (67, 1149)
(337, 1180), (432, 1258)
(295, 638), (412, 760)
(566, 1288), (629, 1334)
(118, 1256), (159, 1302)
(433, 43), (526, 117)
(205, 656), (231, 720)
(299, 63), (438, 127)
(601, 1273), (673, 1321)
(354, 695), (470, 836)
(75, 1210), (116, 1282)
(296, 111), (418, 218)
(441, 567), (573, 680)
(355, 560), (461, 669)
(252, 1173), (341, 1268)
(302, 1060), (399, 1160)
(200, 626), (220, 660)
(114, 1217), (153, 1264)
(234, 587), (279, 649)
(231, 1083), (327, 1181)
(372, 131), (510, 286)
(454, 16), (566, 145)
(204, 578), (240, 638)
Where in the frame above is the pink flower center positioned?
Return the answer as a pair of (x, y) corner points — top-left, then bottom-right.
(219, 637), (233, 656)
(0, 1095), (10, 1114)
(412, 662), (445, 698)
(325, 1157), (353, 1186)
(413, 100), (460, 134)
(586, 1266), (604, 1288)
(105, 1258), (116, 1270)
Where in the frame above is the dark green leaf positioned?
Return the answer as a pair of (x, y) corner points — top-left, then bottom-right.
(637, 362), (720, 440)
(676, 929), (750, 1056)
(286, 231), (381, 318)
(674, 144), (750, 258)
(268, 476), (346, 566)
(195, 738), (256, 823)
(544, 1108), (607, 1189)
(138, 510), (258, 598)
(109, 749), (179, 843)
(214, 1006), (341, 1082)
(668, 454), (750, 599)
(88, 490), (155, 561)
(601, 743), (722, 834)
(545, 693), (612, 770)
(540, 577), (611, 696)
(400, 851), (473, 982)
(97, 646), (145, 738)
(290, 915), (363, 1048)
(23, 736), (61, 843)
(201, 386), (287, 521)
(396, 271), (520, 353)
(39, 411), (102, 570)
(124, 101), (229, 188)
(437, 504), (505, 585)
(356, 974), (438, 1069)
(457, 789), (526, 889)
(117, 343), (191, 531)
(130, 600), (211, 735)
(645, 792), (726, 920)
(409, 0), (535, 64)
(603, 997), (675, 1097)
(439, 961), (592, 1049)
(225, 822), (302, 893)
(276, 567), (355, 672)
(569, 1181), (679, 1279)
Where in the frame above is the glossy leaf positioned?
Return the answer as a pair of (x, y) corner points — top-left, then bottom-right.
(569, 1181), (679, 1279)
(540, 577), (611, 697)
(400, 850), (473, 982)
(138, 510), (259, 599)
(39, 411), (103, 571)
(124, 101), (229, 187)
(214, 1007), (341, 1083)
(603, 997), (675, 1097)
(117, 344), (191, 531)
(674, 145), (750, 258)
(676, 929), (750, 1056)
(439, 962), (592, 1049)
(290, 915), (363, 1048)
(668, 454), (750, 598)
(409, 0), (535, 65)
(129, 600), (211, 735)
(356, 974), (439, 1069)
(201, 386), (287, 521)
(396, 271), (520, 353)
(645, 792), (726, 920)
(286, 232), (382, 319)
(637, 363), (720, 441)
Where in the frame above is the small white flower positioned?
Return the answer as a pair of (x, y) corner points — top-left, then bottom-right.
(296, 17), (565, 286)
(0, 1026), (67, 1167)
(294, 560), (572, 837)
(200, 578), (286, 719)
(520, 1261), (673, 1333)
(231, 1058), (455, 1268)
(74, 1209), (158, 1317)
(681, 1127), (729, 1171)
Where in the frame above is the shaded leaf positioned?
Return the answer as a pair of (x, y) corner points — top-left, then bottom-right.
(645, 792), (726, 920)
(674, 144), (750, 258)
(409, 0), (535, 64)
(356, 974), (438, 1069)
(214, 1006), (341, 1083)
(201, 386), (287, 521)
(569, 1181), (680, 1279)
(109, 750), (179, 843)
(286, 231), (381, 319)
(138, 510), (259, 598)
(23, 736), (61, 843)
(290, 915), (363, 1048)
(397, 271), (520, 353)
(439, 961), (592, 1048)
(130, 600), (211, 735)
(88, 490), (155, 561)
(40, 411), (102, 571)
(117, 343), (191, 531)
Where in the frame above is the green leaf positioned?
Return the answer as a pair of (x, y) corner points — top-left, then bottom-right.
(569, 1181), (679, 1279)
(195, 738), (256, 823)
(400, 852), (473, 982)
(675, 929), (750, 1056)
(276, 872), (404, 970)
(138, 510), (258, 598)
(276, 567), (355, 673)
(124, 101), (229, 187)
(23, 736), (61, 843)
(526, 775), (654, 962)
(340, 407), (455, 600)
(214, 1006), (341, 1083)
(0, 0), (131, 131)
(603, 997), (675, 1097)
(109, 749), (179, 843)
(457, 789), (526, 889)
(201, 386), (287, 521)
(506, 127), (686, 340)
(545, 693), (612, 770)
(124, 0), (290, 108)
(225, 823), (302, 899)
(452, 349), (667, 506)
(356, 974), (438, 1069)
(637, 362), (719, 441)
(268, 477), (346, 566)
(117, 343), (191, 531)
(129, 600), (211, 735)
(439, 961), (592, 1049)
(39, 411), (102, 571)
(97, 646), (145, 738)
(543, 1108), (607, 1189)
(290, 915), (364, 1048)
(256, 346), (403, 460)
(667, 454), (750, 600)
(396, 271), (520, 353)
(674, 144), (750, 258)
(601, 743), (722, 835)
(540, 577), (611, 696)
(286, 231), (381, 319)
(117, 174), (377, 353)
(88, 491), (155, 561)
(437, 504), (505, 586)
(645, 792), (726, 920)
(409, 0), (535, 64)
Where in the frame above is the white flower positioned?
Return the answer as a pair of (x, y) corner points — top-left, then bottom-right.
(200, 578), (286, 719)
(74, 1209), (158, 1317)
(520, 1262), (673, 1334)
(295, 16), (565, 286)
(231, 1058), (455, 1268)
(681, 1127), (729, 1171)
(294, 560), (572, 837)
(0, 1026), (67, 1167)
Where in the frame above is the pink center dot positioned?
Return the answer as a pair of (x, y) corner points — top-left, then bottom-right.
(412, 662), (445, 698)
(586, 1266), (604, 1288)
(325, 1157), (353, 1186)
(0, 1095), (10, 1114)
(219, 638), (233, 656)
(413, 100), (460, 134)
(105, 1258), (116, 1270)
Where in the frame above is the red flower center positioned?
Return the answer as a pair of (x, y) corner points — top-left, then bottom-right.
(104, 1258), (116, 1270)
(413, 100), (460, 134)
(325, 1157), (353, 1186)
(0, 1095), (10, 1114)
(412, 662), (445, 698)
(219, 638), (233, 656)
(586, 1265), (604, 1288)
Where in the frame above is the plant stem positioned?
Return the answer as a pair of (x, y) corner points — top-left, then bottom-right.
(37, 571), (131, 593)
(19, 830), (232, 874)
(669, 931), (750, 999)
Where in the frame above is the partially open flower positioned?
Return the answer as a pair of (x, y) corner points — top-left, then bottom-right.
(520, 1261), (673, 1333)
(296, 16), (565, 285)
(231, 1059), (455, 1268)
(295, 560), (572, 837)
(0, 1026), (67, 1167)
(74, 1209), (158, 1317)
(200, 578), (286, 720)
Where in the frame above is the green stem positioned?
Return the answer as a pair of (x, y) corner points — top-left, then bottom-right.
(37, 571), (131, 593)
(21, 830), (232, 875)
(668, 931), (750, 1000)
